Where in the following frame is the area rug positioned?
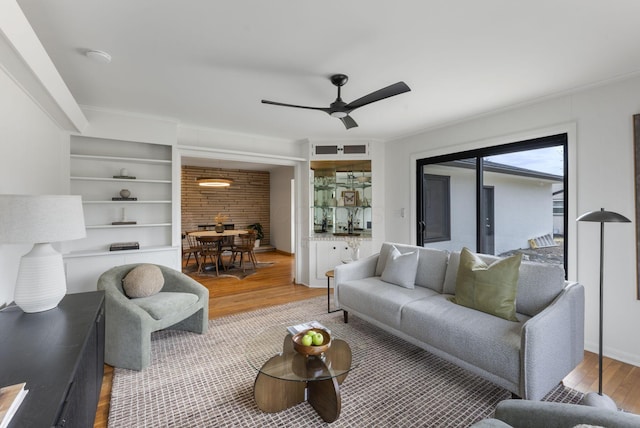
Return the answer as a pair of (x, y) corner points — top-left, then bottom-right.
(183, 261), (275, 280)
(108, 296), (583, 427)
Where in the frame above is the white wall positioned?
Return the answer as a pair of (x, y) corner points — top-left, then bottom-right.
(485, 173), (555, 255)
(270, 166), (295, 253)
(385, 75), (640, 366)
(0, 68), (70, 306)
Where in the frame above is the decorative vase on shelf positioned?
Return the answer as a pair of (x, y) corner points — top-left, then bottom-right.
(351, 247), (360, 261)
(215, 223), (224, 233)
(119, 189), (131, 198)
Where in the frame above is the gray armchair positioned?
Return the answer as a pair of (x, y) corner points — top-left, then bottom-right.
(471, 399), (640, 428)
(97, 264), (209, 370)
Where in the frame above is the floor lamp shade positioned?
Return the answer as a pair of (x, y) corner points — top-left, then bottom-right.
(577, 207), (630, 409)
(0, 195), (86, 313)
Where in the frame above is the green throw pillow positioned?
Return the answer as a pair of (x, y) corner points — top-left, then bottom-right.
(450, 247), (522, 321)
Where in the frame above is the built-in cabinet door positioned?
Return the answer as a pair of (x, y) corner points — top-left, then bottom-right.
(315, 241), (350, 279)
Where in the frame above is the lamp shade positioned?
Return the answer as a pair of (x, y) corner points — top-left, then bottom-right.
(0, 194), (86, 243)
(576, 208), (631, 223)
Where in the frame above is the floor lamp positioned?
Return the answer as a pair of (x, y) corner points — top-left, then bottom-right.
(576, 207), (630, 409)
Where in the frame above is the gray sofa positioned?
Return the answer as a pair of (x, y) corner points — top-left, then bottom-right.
(471, 400), (640, 427)
(98, 264), (209, 370)
(334, 242), (584, 401)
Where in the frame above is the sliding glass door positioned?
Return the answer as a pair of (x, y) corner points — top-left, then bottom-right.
(417, 134), (567, 272)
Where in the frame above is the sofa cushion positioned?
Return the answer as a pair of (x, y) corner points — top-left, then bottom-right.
(122, 264), (164, 298)
(401, 294), (529, 386)
(515, 261), (566, 317)
(130, 292), (199, 320)
(444, 251), (566, 317)
(376, 242), (449, 292)
(451, 248), (521, 321)
(337, 277), (439, 329)
(381, 246), (419, 288)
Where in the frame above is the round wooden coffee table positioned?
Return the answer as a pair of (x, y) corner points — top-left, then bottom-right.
(245, 323), (365, 423)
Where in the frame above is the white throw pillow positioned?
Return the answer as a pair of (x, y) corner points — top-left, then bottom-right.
(381, 246), (419, 289)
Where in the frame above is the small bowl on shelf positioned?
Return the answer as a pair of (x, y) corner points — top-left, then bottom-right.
(292, 328), (331, 357)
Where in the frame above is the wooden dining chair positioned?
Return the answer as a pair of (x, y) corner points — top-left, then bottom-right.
(197, 235), (225, 275)
(229, 232), (258, 272)
(220, 224), (235, 256)
(182, 233), (201, 268)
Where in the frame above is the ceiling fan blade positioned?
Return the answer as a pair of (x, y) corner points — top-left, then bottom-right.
(340, 115), (358, 129)
(345, 81), (411, 110)
(261, 99), (329, 112)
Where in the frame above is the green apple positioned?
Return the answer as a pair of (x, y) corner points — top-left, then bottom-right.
(312, 333), (324, 346)
(301, 334), (313, 346)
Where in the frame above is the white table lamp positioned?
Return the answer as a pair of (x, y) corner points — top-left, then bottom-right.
(0, 195), (86, 313)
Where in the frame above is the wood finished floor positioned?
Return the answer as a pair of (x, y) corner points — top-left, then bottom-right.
(94, 251), (640, 427)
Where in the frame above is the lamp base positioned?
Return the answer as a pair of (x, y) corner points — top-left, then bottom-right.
(14, 243), (66, 313)
(580, 391), (618, 410)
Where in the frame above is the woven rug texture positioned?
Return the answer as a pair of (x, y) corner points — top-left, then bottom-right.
(108, 296), (583, 427)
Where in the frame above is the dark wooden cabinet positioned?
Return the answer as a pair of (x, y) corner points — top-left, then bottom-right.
(0, 292), (105, 427)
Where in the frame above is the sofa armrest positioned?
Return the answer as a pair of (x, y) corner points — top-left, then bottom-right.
(494, 400), (640, 428)
(333, 254), (378, 309)
(520, 281), (585, 400)
(334, 253), (378, 284)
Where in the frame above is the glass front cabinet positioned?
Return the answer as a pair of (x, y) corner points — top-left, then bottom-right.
(310, 160), (372, 238)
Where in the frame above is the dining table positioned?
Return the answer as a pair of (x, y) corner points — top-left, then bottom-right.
(188, 230), (249, 239)
(187, 229), (249, 272)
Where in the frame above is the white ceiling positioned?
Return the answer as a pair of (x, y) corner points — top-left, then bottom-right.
(16, 0), (640, 145)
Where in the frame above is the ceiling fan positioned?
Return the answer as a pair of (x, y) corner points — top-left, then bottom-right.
(261, 74), (410, 129)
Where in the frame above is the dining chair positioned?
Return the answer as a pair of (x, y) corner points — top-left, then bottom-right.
(229, 232), (258, 272)
(220, 224), (235, 256)
(182, 233), (201, 268)
(197, 235), (225, 275)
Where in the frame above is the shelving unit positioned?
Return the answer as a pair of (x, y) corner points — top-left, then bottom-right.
(311, 169), (372, 236)
(308, 159), (374, 286)
(63, 136), (179, 294)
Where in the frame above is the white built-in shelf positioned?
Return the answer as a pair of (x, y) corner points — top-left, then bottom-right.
(83, 200), (171, 204)
(71, 176), (171, 184)
(70, 154), (172, 165)
(86, 223), (172, 229)
(64, 245), (177, 258)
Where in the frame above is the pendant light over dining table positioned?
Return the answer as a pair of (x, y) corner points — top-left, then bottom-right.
(196, 177), (233, 187)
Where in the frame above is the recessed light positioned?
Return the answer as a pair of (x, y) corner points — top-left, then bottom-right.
(85, 49), (112, 64)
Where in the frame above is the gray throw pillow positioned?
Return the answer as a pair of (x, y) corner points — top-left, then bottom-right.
(381, 246), (419, 289)
(122, 264), (164, 298)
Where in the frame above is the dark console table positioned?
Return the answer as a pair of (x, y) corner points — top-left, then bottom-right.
(0, 291), (105, 427)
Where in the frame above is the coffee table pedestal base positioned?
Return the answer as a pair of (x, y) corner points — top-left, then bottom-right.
(254, 358), (343, 423)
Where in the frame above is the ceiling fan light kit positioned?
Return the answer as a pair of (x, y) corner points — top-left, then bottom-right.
(262, 74), (410, 129)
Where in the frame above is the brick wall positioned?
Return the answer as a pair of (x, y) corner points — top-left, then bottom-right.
(181, 166), (270, 245)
